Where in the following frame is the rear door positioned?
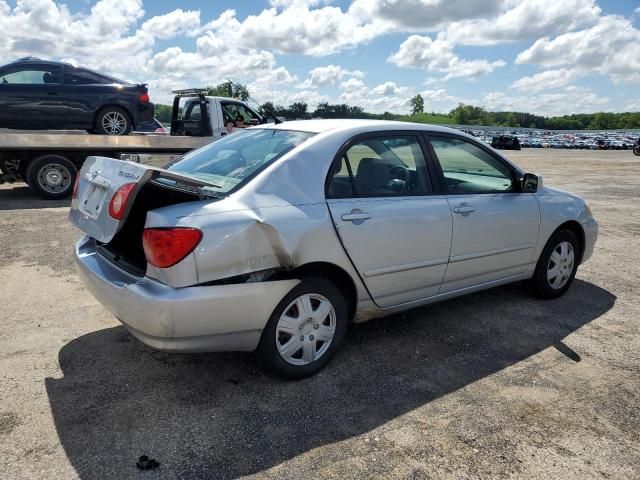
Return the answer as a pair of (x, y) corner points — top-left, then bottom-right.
(0, 64), (66, 128)
(326, 132), (452, 308)
(426, 135), (540, 293)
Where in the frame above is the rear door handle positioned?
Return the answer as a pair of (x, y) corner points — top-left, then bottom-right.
(47, 92), (58, 95)
(341, 211), (371, 222)
(453, 205), (475, 215)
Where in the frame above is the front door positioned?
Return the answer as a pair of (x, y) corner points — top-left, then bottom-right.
(427, 135), (540, 293)
(326, 133), (452, 308)
(0, 64), (66, 129)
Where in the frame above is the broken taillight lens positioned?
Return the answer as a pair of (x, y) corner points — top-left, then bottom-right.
(142, 228), (202, 268)
(108, 183), (136, 220)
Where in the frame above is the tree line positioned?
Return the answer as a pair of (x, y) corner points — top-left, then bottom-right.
(153, 84), (640, 130)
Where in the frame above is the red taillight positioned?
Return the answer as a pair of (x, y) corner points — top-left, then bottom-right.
(108, 183), (136, 220)
(142, 228), (202, 268)
(72, 174), (80, 199)
(139, 92), (150, 103)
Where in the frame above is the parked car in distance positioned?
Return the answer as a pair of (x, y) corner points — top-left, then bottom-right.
(70, 120), (598, 379)
(491, 135), (521, 150)
(0, 57), (153, 135)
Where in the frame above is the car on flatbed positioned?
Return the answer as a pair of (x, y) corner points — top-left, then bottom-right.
(0, 57), (154, 135)
(70, 119), (598, 379)
(0, 90), (270, 199)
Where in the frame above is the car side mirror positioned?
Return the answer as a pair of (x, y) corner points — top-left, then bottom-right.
(521, 173), (540, 193)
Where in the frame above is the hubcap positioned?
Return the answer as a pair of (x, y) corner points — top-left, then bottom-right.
(102, 111), (127, 135)
(275, 293), (336, 366)
(547, 241), (575, 289)
(37, 164), (72, 194)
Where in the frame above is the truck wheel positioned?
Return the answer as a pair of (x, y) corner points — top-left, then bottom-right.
(95, 107), (131, 136)
(1, 158), (20, 176)
(257, 277), (348, 380)
(26, 155), (77, 200)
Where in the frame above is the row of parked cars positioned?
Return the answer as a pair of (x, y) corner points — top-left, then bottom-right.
(471, 130), (639, 150)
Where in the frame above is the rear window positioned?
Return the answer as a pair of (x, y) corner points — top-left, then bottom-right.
(167, 129), (314, 194)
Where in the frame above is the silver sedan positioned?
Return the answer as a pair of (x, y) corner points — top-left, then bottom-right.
(70, 120), (598, 378)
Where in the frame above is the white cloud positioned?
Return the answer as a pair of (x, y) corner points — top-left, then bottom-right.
(349, 0), (504, 30)
(516, 15), (640, 83)
(139, 9), (200, 40)
(388, 35), (506, 80)
(372, 81), (404, 96)
(510, 68), (582, 92)
(481, 86), (611, 116)
(340, 77), (366, 92)
(300, 64), (364, 88)
(625, 99), (640, 111)
(444, 0), (601, 46)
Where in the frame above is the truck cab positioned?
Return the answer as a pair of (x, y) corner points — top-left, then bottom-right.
(169, 90), (266, 138)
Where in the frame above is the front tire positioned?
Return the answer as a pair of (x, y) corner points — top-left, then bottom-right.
(25, 155), (77, 200)
(530, 230), (580, 299)
(95, 107), (131, 136)
(257, 277), (348, 380)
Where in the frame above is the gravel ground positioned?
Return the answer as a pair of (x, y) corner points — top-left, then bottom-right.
(0, 149), (638, 480)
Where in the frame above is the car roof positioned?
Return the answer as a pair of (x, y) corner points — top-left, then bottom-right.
(255, 118), (467, 136)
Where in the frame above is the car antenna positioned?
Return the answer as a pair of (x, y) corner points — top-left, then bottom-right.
(226, 79), (282, 124)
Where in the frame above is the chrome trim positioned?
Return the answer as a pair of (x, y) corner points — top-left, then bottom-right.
(363, 257), (450, 277)
(450, 244), (533, 263)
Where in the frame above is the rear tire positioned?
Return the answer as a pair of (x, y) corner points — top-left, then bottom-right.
(95, 107), (131, 136)
(25, 155), (77, 200)
(257, 277), (347, 380)
(530, 230), (580, 299)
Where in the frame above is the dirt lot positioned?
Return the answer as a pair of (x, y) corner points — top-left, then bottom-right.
(0, 149), (638, 479)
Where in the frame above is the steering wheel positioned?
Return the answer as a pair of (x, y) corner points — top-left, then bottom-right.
(387, 166), (408, 193)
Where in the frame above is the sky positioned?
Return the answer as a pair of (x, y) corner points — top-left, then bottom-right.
(0, 0), (639, 116)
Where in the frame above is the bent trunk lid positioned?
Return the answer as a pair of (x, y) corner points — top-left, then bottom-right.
(69, 156), (213, 243)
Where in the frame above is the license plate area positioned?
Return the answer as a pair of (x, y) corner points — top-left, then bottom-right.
(79, 174), (110, 219)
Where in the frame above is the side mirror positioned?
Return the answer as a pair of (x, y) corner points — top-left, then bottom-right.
(521, 173), (540, 193)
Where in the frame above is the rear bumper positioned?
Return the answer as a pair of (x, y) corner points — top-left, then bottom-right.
(133, 102), (154, 126)
(581, 218), (598, 264)
(74, 236), (298, 352)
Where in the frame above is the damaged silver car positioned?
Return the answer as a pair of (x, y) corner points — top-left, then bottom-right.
(70, 120), (598, 378)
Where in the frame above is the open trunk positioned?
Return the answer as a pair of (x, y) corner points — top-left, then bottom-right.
(97, 181), (201, 275)
(70, 156), (217, 275)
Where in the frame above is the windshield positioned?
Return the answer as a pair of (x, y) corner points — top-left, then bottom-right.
(167, 129), (315, 194)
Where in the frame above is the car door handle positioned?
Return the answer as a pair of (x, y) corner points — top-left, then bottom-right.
(47, 92), (58, 96)
(453, 205), (475, 214)
(341, 211), (371, 222)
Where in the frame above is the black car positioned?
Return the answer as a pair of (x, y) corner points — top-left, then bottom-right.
(491, 135), (521, 150)
(0, 57), (153, 135)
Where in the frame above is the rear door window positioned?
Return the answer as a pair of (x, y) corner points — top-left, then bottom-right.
(327, 135), (431, 198)
(64, 68), (112, 85)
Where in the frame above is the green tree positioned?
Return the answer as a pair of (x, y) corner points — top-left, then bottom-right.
(206, 81), (250, 101)
(288, 102), (308, 119)
(410, 94), (424, 115)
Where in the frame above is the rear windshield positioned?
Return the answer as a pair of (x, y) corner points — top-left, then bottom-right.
(167, 129), (314, 194)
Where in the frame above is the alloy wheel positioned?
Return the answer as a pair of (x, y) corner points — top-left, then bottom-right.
(102, 111), (127, 135)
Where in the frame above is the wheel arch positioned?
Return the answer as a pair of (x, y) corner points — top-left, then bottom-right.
(94, 103), (135, 129)
(276, 262), (358, 321)
(549, 220), (586, 263)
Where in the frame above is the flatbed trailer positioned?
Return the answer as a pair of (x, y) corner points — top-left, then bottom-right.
(0, 133), (211, 199)
(0, 89), (273, 199)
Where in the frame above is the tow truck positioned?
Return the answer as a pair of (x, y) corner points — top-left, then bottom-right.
(0, 89), (272, 199)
